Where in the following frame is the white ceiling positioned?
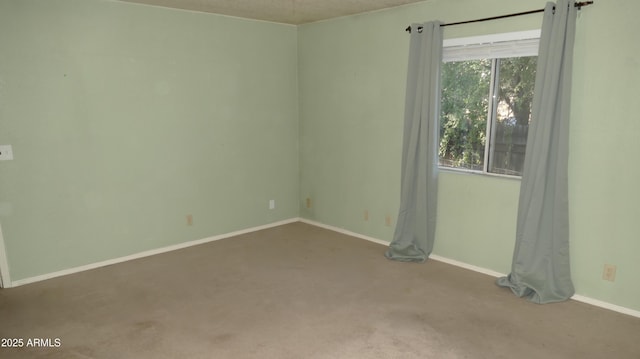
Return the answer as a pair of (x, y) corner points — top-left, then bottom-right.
(118, 0), (428, 25)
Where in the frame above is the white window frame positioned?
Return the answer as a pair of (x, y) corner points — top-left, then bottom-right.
(440, 30), (541, 179)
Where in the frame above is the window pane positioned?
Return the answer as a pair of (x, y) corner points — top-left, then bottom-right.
(440, 60), (491, 171)
(489, 57), (537, 176)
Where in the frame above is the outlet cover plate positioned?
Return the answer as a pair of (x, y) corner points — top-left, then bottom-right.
(0, 145), (13, 161)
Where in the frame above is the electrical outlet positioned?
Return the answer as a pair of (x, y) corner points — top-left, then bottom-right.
(602, 264), (616, 282)
(0, 145), (13, 161)
(186, 214), (193, 226)
(269, 199), (275, 210)
(364, 210), (369, 221)
(385, 215), (392, 227)
(306, 198), (312, 209)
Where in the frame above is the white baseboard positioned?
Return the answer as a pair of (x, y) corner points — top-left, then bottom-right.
(298, 218), (390, 246)
(428, 254), (507, 278)
(10, 218), (300, 288)
(570, 295), (640, 318)
(299, 218), (640, 319)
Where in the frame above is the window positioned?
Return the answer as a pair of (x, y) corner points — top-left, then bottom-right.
(439, 31), (539, 177)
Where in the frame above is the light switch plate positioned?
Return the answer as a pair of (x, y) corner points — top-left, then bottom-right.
(0, 145), (13, 161)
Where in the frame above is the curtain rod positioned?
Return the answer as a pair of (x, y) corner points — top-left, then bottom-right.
(405, 1), (593, 33)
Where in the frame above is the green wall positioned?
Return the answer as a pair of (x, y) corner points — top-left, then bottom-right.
(0, 0), (299, 280)
(298, 0), (640, 312)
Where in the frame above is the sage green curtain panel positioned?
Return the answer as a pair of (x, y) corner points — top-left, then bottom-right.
(497, 0), (577, 303)
(385, 22), (442, 262)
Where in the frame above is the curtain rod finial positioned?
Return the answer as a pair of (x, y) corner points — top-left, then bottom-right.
(576, 1), (594, 9)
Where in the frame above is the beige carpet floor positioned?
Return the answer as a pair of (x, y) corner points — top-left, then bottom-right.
(0, 222), (639, 358)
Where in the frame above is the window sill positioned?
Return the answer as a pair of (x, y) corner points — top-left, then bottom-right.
(438, 166), (522, 181)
